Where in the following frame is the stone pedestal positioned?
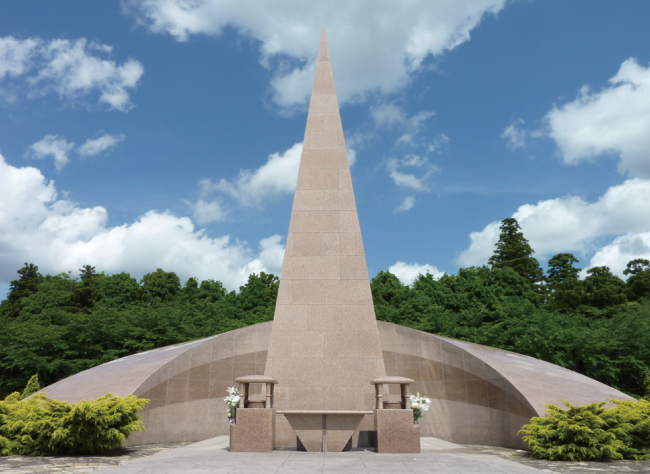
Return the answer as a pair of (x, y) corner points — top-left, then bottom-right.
(229, 408), (276, 452)
(374, 409), (420, 453)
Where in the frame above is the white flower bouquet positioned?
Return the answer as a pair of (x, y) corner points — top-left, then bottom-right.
(410, 392), (431, 424)
(225, 386), (241, 424)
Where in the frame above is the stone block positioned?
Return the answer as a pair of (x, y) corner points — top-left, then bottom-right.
(374, 409), (420, 453)
(306, 114), (324, 131)
(322, 149), (350, 169)
(291, 280), (325, 305)
(339, 211), (361, 232)
(291, 331), (324, 358)
(282, 256), (310, 280)
(296, 169), (309, 190)
(309, 256), (340, 279)
(309, 169), (339, 189)
(339, 169), (353, 189)
(324, 113), (342, 131)
(309, 94), (339, 114)
(229, 408), (275, 452)
(324, 280), (358, 304)
(300, 149), (324, 169)
(340, 255), (369, 280)
(310, 211), (340, 232)
(308, 304), (342, 330)
(339, 233), (356, 255)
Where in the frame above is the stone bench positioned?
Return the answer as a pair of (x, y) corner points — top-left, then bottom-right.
(277, 410), (373, 452)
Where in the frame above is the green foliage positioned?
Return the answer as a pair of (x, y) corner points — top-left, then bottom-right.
(20, 375), (40, 400)
(625, 259), (650, 303)
(643, 370), (650, 401)
(520, 401), (623, 461)
(371, 265), (650, 397)
(583, 266), (627, 309)
(488, 218), (545, 291)
(0, 267), (280, 397)
(0, 390), (148, 456)
(519, 399), (650, 461)
(547, 253), (584, 312)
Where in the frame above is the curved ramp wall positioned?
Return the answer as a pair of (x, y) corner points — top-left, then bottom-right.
(37, 321), (633, 448)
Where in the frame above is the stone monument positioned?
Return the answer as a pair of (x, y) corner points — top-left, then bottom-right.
(264, 28), (389, 450)
(35, 29), (636, 453)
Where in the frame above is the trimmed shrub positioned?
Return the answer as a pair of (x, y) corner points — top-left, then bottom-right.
(20, 375), (40, 400)
(519, 399), (650, 461)
(605, 399), (650, 460)
(0, 391), (148, 456)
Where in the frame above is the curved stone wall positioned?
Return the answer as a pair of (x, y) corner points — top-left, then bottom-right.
(377, 322), (633, 448)
(37, 321), (633, 448)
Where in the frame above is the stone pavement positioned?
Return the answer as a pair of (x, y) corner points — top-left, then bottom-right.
(2, 437), (650, 474)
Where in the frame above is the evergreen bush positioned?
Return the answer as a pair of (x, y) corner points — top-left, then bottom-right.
(519, 399), (650, 461)
(0, 389), (148, 456)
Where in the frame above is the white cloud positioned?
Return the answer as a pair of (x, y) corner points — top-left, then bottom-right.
(186, 198), (227, 225)
(346, 147), (356, 167)
(241, 235), (286, 278)
(389, 261), (444, 285)
(395, 196), (415, 213)
(78, 133), (125, 157)
(387, 154), (439, 191)
(371, 103), (436, 146)
(589, 232), (650, 277)
(203, 142), (302, 207)
(545, 58), (650, 177)
(457, 178), (650, 272)
(0, 36), (143, 111)
(125, 0), (507, 110)
(502, 119), (527, 150)
(0, 37), (38, 80)
(25, 135), (75, 172)
(0, 153), (284, 291)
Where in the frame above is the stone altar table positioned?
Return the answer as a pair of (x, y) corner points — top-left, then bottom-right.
(278, 410), (372, 452)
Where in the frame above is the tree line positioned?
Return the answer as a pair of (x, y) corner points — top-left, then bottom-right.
(372, 218), (650, 398)
(1, 216), (649, 398)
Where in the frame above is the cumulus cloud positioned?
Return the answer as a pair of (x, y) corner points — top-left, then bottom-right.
(457, 178), (650, 274)
(389, 261), (444, 285)
(186, 198), (227, 225)
(387, 154), (439, 191)
(589, 232), (650, 277)
(125, 0), (507, 110)
(78, 133), (125, 157)
(25, 135), (75, 172)
(202, 142), (302, 207)
(0, 153), (284, 291)
(543, 58), (650, 177)
(395, 196), (415, 213)
(0, 36), (143, 111)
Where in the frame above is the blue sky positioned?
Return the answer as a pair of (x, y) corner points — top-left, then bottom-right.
(1, 1), (650, 297)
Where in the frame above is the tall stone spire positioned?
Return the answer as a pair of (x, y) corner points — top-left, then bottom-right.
(265, 29), (386, 416)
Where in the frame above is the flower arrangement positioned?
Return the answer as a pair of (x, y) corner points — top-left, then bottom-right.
(410, 392), (431, 424)
(225, 386), (240, 424)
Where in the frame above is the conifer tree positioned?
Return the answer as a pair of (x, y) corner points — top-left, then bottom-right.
(547, 253), (584, 311)
(488, 218), (545, 292)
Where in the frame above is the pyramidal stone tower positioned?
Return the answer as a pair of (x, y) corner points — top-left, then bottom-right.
(264, 29), (387, 414)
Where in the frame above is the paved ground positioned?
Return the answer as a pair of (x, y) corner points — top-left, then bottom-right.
(1, 437), (649, 474)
